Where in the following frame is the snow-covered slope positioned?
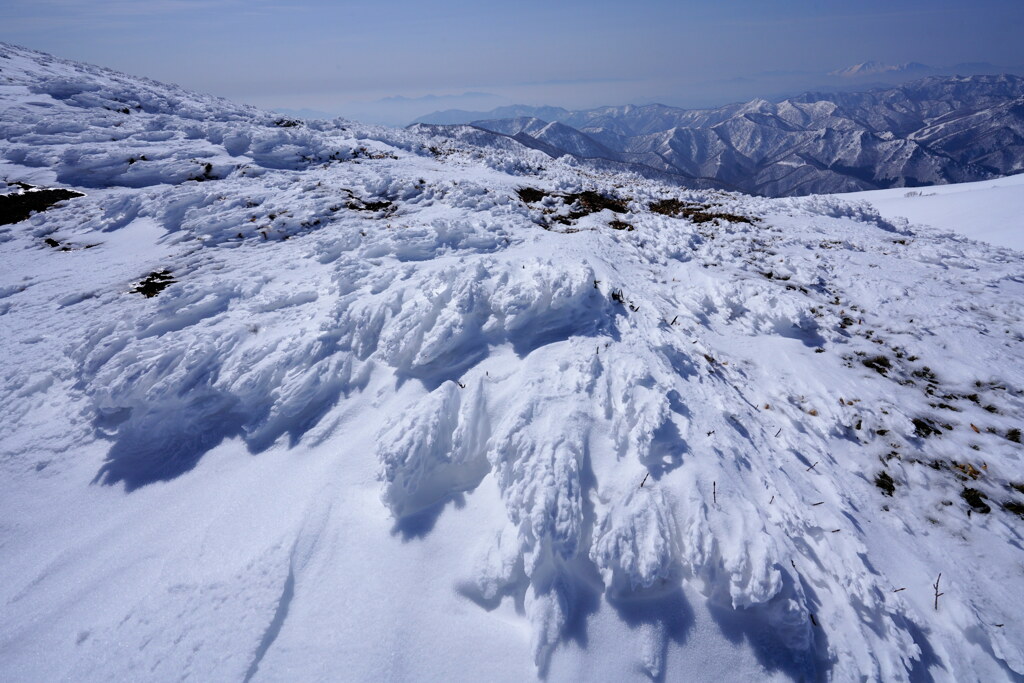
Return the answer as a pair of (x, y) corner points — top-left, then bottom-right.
(420, 76), (1024, 196)
(841, 173), (1024, 251)
(2, 43), (1024, 682)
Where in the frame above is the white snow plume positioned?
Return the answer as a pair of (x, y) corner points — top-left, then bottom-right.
(2, 42), (1024, 682)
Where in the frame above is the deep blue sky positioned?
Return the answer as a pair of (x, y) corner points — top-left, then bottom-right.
(4, 0), (1023, 123)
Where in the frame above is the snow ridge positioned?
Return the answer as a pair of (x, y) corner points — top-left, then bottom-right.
(1, 42), (1023, 682)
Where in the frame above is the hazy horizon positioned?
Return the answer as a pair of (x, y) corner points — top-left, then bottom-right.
(4, 0), (1024, 125)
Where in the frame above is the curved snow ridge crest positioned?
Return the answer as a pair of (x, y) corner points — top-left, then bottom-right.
(600, 352), (685, 470)
(377, 379), (490, 518)
(590, 487), (682, 595)
(379, 351), (601, 669)
(73, 291), (369, 489)
(672, 487), (822, 663)
(372, 259), (610, 381)
(673, 491), (782, 606)
(491, 407), (588, 570)
(373, 309), (819, 671)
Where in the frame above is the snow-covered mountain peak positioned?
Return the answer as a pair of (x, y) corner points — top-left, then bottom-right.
(829, 61), (932, 78)
(737, 97), (773, 113)
(1, 43), (1023, 681)
(430, 75), (1024, 196)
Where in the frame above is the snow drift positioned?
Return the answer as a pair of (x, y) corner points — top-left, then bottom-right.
(1, 43), (1023, 681)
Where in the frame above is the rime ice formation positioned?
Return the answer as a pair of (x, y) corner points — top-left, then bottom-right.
(2, 43), (1023, 682)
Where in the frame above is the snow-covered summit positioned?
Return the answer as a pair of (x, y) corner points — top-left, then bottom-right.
(1, 43), (1023, 681)
(420, 74), (1024, 197)
(828, 61), (932, 78)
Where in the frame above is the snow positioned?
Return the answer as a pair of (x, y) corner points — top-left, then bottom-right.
(2, 42), (1024, 681)
(839, 173), (1024, 251)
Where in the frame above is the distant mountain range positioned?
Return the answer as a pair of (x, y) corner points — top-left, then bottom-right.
(412, 75), (1024, 196)
(828, 61), (932, 78)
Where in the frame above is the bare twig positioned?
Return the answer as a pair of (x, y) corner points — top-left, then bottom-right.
(806, 461), (819, 472)
(893, 587), (906, 592)
(933, 573), (944, 611)
(713, 481), (717, 505)
(640, 472), (650, 488)
(769, 495), (775, 505)
(775, 428), (782, 437)
(812, 501), (824, 506)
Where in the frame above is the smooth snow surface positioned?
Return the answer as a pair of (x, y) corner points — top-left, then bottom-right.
(842, 173), (1024, 251)
(2, 43), (1023, 682)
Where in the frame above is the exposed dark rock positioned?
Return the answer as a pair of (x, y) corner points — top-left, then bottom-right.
(961, 487), (991, 514)
(0, 186), (85, 225)
(131, 270), (175, 298)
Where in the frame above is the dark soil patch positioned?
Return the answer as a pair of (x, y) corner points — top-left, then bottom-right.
(516, 187), (548, 204)
(649, 198), (756, 224)
(550, 192), (628, 225)
(862, 355), (891, 376)
(649, 198), (689, 216)
(912, 417), (942, 439)
(912, 366), (937, 382)
(568, 191), (628, 214)
(961, 487), (991, 514)
(342, 188), (394, 213)
(347, 198), (393, 212)
(0, 187), (85, 225)
(1003, 501), (1024, 518)
(131, 270), (175, 298)
(518, 187), (629, 226)
(188, 163), (216, 182)
(1006, 428), (1021, 443)
(42, 236), (98, 251)
(608, 219), (634, 231)
(875, 471), (896, 496)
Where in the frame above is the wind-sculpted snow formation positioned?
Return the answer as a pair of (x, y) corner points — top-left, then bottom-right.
(1, 43), (1023, 681)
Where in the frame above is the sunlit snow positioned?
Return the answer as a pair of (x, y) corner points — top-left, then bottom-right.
(1, 42), (1023, 682)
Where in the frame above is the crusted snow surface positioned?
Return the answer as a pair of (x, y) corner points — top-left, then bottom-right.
(1, 43), (1024, 681)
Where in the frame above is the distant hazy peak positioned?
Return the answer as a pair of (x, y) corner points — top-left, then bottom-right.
(828, 61), (931, 78)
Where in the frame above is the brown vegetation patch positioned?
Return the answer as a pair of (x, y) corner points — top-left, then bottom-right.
(649, 198), (756, 224)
